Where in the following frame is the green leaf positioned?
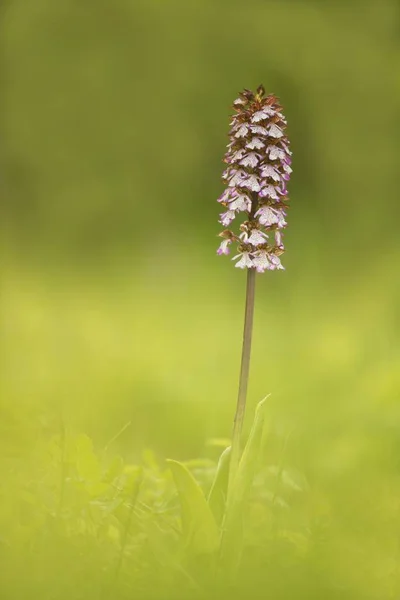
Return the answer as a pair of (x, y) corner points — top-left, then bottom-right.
(207, 446), (231, 526)
(267, 466), (306, 493)
(75, 434), (102, 482)
(279, 529), (309, 557)
(167, 459), (219, 555)
(104, 455), (124, 483)
(205, 437), (231, 449)
(143, 520), (204, 594)
(181, 458), (214, 470)
(220, 396), (269, 571)
(144, 519), (180, 568)
(121, 466), (143, 498)
(85, 481), (110, 497)
(281, 468), (307, 493)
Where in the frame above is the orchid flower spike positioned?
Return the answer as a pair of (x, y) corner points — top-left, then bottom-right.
(216, 85), (292, 272)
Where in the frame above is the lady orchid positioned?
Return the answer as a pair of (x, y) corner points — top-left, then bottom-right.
(216, 87), (293, 538)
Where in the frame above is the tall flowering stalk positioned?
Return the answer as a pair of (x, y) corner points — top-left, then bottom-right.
(216, 85), (292, 502)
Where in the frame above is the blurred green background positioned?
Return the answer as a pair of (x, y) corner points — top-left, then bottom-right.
(1, 0), (400, 597)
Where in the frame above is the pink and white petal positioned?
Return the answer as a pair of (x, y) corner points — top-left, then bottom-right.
(217, 239), (232, 255)
(251, 125), (268, 135)
(228, 169), (247, 187)
(246, 137), (265, 150)
(247, 229), (268, 245)
(219, 210), (236, 227)
(240, 152), (260, 168)
(259, 184), (279, 200)
(233, 252), (254, 269)
(242, 174), (261, 192)
(255, 206), (279, 226)
(218, 188), (233, 203)
(231, 149), (247, 162)
(267, 145), (285, 160)
(275, 230), (284, 248)
(269, 255), (284, 270)
(229, 194), (251, 212)
(261, 165), (280, 181)
(268, 124), (284, 138)
(235, 124), (249, 138)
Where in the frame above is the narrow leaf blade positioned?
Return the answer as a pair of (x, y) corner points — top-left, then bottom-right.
(220, 396), (269, 571)
(208, 446), (231, 526)
(167, 459), (219, 555)
(234, 394), (269, 503)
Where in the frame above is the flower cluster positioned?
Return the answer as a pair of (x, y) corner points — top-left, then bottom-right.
(217, 85), (292, 272)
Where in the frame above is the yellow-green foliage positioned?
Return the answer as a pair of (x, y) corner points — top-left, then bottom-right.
(1, 0), (400, 598)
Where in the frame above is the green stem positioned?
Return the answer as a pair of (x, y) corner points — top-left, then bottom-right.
(227, 267), (256, 502)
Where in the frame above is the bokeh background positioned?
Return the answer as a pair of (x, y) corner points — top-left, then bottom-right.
(1, 0), (400, 596)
